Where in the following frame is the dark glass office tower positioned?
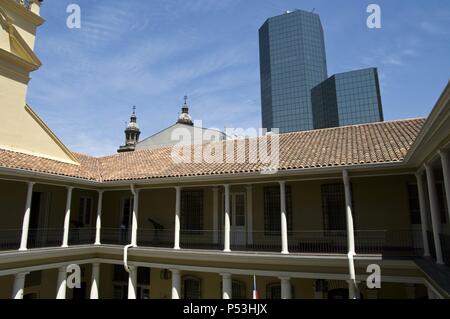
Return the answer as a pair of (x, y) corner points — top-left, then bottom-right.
(312, 68), (384, 129)
(259, 10), (328, 133)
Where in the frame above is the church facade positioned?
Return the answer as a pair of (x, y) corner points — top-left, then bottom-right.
(0, 0), (449, 300)
(117, 100), (226, 153)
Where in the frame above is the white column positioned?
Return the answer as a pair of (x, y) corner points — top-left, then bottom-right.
(439, 150), (450, 223)
(127, 266), (137, 299)
(224, 184), (231, 252)
(212, 187), (219, 244)
(246, 185), (253, 245)
(279, 181), (289, 254)
(131, 188), (140, 247)
(19, 182), (35, 251)
(171, 269), (181, 299)
(416, 172), (431, 257)
(12, 272), (29, 299)
(90, 263), (100, 299)
(56, 266), (67, 299)
(174, 187), (181, 250)
(343, 170), (357, 299)
(62, 186), (74, 248)
(94, 191), (103, 245)
(221, 273), (232, 299)
(280, 277), (292, 299)
(425, 164), (444, 264)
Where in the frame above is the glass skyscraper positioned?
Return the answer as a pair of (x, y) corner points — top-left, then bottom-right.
(259, 10), (328, 133)
(311, 68), (384, 129)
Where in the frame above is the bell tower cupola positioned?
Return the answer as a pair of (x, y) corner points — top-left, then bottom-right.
(118, 106), (141, 153)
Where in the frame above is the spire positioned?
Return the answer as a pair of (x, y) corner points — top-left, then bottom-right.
(177, 95), (193, 126)
(118, 106), (141, 153)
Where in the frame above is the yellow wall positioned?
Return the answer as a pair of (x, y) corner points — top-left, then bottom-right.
(0, 179), (27, 228)
(1, 2), (40, 50)
(0, 2), (76, 164)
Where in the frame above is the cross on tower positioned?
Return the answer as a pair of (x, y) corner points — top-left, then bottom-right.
(184, 95), (188, 105)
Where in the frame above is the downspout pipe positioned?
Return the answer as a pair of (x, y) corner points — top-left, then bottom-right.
(124, 184), (138, 273)
(343, 170), (358, 299)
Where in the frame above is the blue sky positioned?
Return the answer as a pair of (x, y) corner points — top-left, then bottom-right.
(27, 0), (450, 156)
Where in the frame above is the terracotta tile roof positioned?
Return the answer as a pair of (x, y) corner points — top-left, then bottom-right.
(0, 119), (426, 183)
(0, 150), (100, 181)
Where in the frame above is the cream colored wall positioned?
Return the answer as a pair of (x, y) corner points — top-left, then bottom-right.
(0, 23), (11, 51)
(0, 87), (77, 163)
(102, 191), (131, 227)
(0, 275), (13, 298)
(0, 2), (76, 164)
(101, 188), (215, 230)
(139, 188), (176, 230)
(150, 268), (171, 299)
(99, 264), (113, 299)
(1, 3), (39, 50)
(70, 189), (99, 226)
(0, 180), (69, 230)
(33, 184), (66, 229)
(24, 269), (57, 299)
(0, 264), (432, 299)
(252, 180), (331, 233)
(0, 180), (27, 228)
(353, 175), (414, 230)
(250, 176), (413, 234)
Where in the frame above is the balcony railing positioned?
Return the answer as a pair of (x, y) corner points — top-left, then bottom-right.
(69, 228), (96, 246)
(14, 0), (33, 10)
(180, 230), (223, 250)
(138, 228), (173, 248)
(0, 229), (21, 251)
(27, 228), (63, 249)
(0, 228), (424, 256)
(101, 228), (131, 246)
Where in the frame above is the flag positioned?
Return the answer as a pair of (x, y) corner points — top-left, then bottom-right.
(253, 275), (260, 299)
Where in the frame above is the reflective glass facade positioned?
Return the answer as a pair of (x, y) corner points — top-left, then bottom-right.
(312, 68), (384, 129)
(259, 10), (328, 133)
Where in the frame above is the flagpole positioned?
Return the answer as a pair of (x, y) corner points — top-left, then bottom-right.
(253, 275), (259, 299)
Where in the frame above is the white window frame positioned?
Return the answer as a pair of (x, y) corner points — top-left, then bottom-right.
(78, 196), (94, 227)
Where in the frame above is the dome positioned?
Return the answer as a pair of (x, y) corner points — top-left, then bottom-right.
(127, 121), (139, 130)
(178, 111), (193, 125)
(177, 99), (194, 126)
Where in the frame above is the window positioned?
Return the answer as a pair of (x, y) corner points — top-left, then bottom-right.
(232, 280), (247, 299)
(266, 282), (294, 299)
(112, 266), (150, 299)
(234, 194), (246, 227)
(25, 271), (42, 288)
(321, 183), (347, 231)
(407, 184), (421, 225)
(181, 190), (204, 231)
(78, 197), (93, 226)
(437, 183), (448, 224)
(120, 197), (134, 228)
(183, 276), (201, 299)
(266, 283), (281, 299)
(263, 186), (292, 234)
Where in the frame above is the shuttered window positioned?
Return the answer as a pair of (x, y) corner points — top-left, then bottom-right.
(181, 190), (204, 231)
(321, 183), (347, 231)
(263, 186), (292, 234)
